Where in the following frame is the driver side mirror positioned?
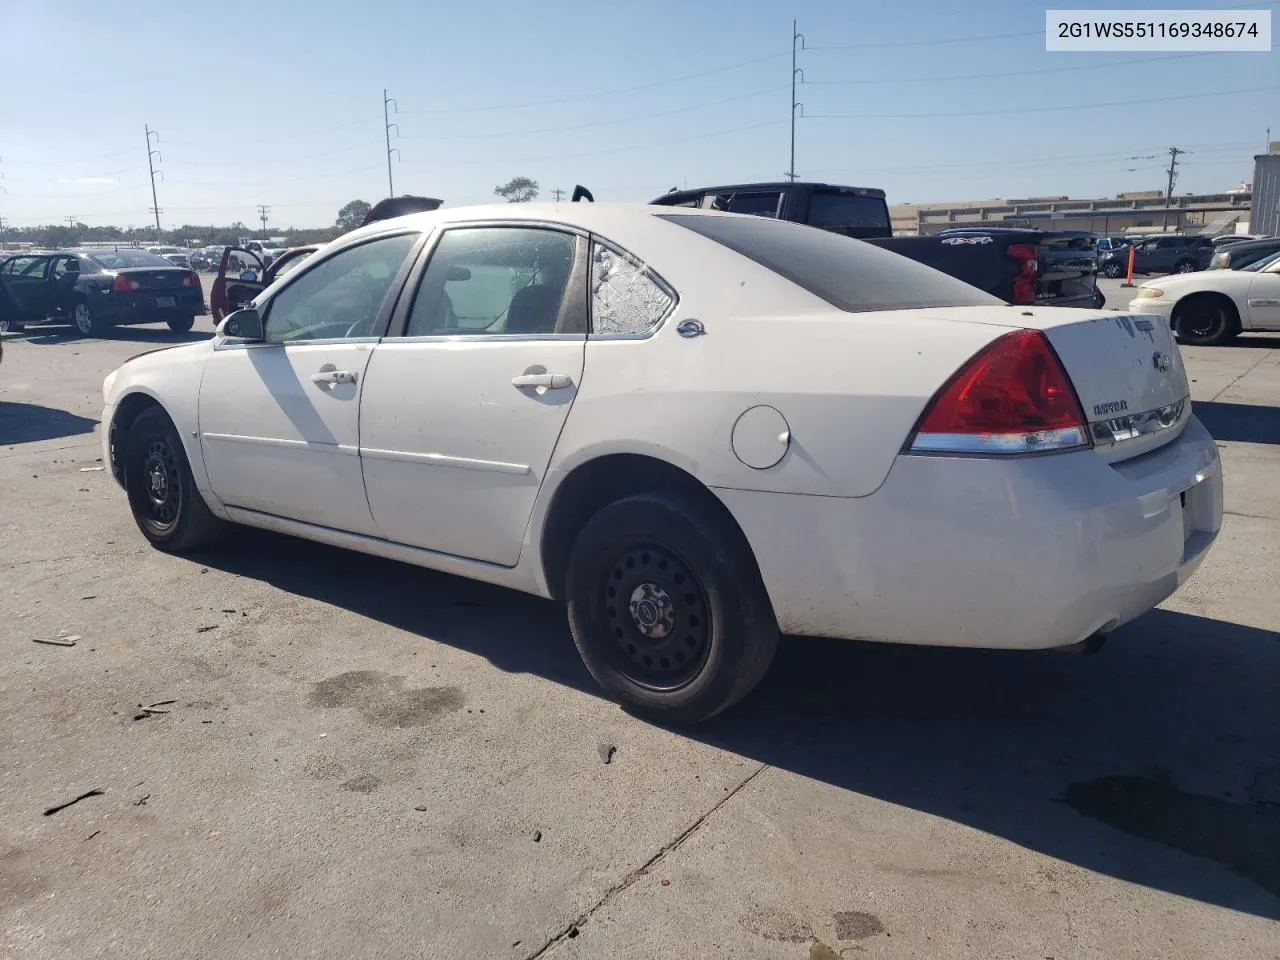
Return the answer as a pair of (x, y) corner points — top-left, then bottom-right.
(216, 308), (264, 342)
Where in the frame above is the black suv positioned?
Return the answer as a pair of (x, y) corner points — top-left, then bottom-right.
(1207, 236), (1280, 270)
(1098, 234), (1214, 277)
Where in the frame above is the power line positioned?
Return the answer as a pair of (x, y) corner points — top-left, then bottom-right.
(803, 85), (1278, 120)
(807, 29), (1042, 51)
(399, 119), (786, 167)
(395, 52), (788, 116)
(801, 52), (1214, 86)
(398, 85), (786, 141)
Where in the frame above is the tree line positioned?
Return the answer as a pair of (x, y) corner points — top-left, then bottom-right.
(6, 181), (543, 250)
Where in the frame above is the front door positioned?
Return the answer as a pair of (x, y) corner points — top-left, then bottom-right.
(0, 255), (53, 320)
(359, 225), (587, 566)
(199, 231), (422, 533)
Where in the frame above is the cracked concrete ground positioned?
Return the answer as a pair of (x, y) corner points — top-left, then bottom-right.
(2, 299), (1278, 959)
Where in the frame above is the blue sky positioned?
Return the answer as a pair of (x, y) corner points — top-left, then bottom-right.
(1, 0), (1275, 229)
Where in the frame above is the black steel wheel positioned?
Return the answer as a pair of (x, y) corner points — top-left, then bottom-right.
(566, 490), (778, 725)
(600, 542), (712, 691)
(1173, 295), (1239, 347)
(125, 406), (225, 552)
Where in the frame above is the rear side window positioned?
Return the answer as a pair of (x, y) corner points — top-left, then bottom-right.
(719, 192), (783, 218)
(806, 191), (891, 237)
(590, 241), (674, 335)
(659, 213), (1001, 313)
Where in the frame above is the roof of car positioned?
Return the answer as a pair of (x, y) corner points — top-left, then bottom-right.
(1216, 236), (1280, 252)
(655, 182), (886, 199)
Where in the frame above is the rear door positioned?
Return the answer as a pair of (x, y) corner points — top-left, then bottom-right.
(49, 255), (83, 315)
(1245, 259), (1280, 330)
(358, 223), (588, 566)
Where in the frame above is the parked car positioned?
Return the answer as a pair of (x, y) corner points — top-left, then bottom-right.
(1210, 233), (1263, 247)
(649, 182), (1103, 308)
(1129, 249), (1280, 345)
(101, 203), (1221, 724)
(1095, 236), (1132, 255)
(1097, 234), (1215, 277)
(1207, 235), (1280, 271)
(0, 249), (203, 336)
(209, 244), (321, 322)
(163, 252), (193, 269)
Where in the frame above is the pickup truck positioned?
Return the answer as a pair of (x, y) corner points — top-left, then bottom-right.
(646, 182), (1103, 309)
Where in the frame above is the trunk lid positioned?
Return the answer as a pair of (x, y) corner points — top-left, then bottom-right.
(116, 267), (192, 291)
(915, 305), (1191, 461)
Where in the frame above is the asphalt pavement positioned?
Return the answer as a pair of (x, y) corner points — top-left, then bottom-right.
(1, 289), (1278, 959)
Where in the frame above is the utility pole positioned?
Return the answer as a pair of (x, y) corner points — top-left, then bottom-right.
(257, 204), (271, 236)
(551, 188), (565, 202)
(145, 125), (163, 240)
(383, 89), (400, 197)
(65, 215), (76, 227)
(787, 20), (805, 182)
(1161, 146), (1184, 230)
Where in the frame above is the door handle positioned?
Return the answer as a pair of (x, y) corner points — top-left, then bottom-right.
(511, 373), (572, 389)
(311, 369), (357, 385)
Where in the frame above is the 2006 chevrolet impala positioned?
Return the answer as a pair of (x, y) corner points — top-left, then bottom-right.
(101, 204), (1222, 724)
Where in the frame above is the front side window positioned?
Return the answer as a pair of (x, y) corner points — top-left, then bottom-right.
(2, 256), (49, 278)
(590, 241), (674, 335)
(405, 227), (577, 337)
(723, 192), (783, 218)
(263, 232), (417, 344)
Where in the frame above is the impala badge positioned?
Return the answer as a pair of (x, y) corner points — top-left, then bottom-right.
(1153, 351), (1171, 372)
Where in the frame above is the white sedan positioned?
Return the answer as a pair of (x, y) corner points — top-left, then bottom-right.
(1128, 250), (1280, 345)
(101, 204), (1222, 724)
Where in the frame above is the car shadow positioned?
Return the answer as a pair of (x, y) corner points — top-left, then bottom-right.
(0, 401), (98, 445)
(1194, 401), (1280, 445)
(11, 325), (210, 346)
(1230, 335), (1280, 349)
(198, 527), (1280, 919)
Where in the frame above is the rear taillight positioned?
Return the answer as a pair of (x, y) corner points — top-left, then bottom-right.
(1008, 242), (1039, 305)
(182, 271), (201, 288)
(908, 329), (1089, 456)
(112, 274), (139, 292)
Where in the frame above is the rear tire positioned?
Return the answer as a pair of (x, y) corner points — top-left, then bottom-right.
(167, 314), (195, 333)
(565, 491), (778, 725)
(1102, 262), (1123, 278)
(125, 406), (225, 552)
(72, 300), (106, 337)
(1173, 295), (1240, 346)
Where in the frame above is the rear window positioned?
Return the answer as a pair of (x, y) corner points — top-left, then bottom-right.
(806, 191), (891, 237)
(89, 250), (176, 269)
(659, 213), (1001, 313)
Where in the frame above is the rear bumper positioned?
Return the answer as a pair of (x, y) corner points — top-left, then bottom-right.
(714, 416), (1222, 650)
(89, 289), (203, 323)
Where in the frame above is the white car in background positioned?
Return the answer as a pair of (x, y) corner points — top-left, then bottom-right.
(1129, 250), (1280, 346)
(100, 204), (1222, 724)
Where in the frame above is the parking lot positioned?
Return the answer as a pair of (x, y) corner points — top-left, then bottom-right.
(2, 274), (1278, 958)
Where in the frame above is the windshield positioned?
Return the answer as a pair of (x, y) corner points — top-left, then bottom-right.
(1243, 250), (1280, 272)
(660, 213), (1001, 312)
(90, 250), (178, 269)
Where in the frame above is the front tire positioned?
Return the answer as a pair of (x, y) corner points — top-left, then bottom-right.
(1174, 259), (1197, 274)
(167, 314), (195, 333)
(1172, 295), (1240, 346)
(565, 491), (778, 725)
(125, 407), (225, 552)
(72, 300), (106, 337)
(1102, 262), (1123, 278)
